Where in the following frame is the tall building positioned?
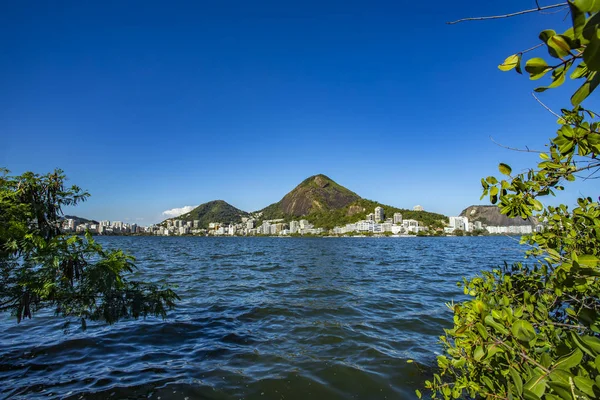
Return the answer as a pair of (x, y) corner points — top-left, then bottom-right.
(299, 220), (311, 229)
(289, 220), (299, 234)
(374, 207), (384, 222)
(449, 216), (469, 232)
(261, 221), (271, 235)
(393, 213), (403, 224)
(366, 213), (375, 221)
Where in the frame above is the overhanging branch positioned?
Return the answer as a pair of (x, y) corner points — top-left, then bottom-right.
(447, 3), (568, 24)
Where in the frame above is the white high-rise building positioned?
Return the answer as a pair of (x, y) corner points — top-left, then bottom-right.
(393, 213), (403, 224)
(374, 207), (384, 222)
(289, 220), (299, 234)
(449, 216), (469, 232)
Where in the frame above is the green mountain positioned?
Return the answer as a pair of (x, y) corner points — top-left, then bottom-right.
(173, 200), (249, 228)
(258, 174), (447, 229)
(304, 198), (448, 230)
(259, 174), (361, 219)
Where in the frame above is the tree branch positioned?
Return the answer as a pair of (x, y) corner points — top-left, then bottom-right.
(489, 136), (545, 154)
(447, 3), (568, 24)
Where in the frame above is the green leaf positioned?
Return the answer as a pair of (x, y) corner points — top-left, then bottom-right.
(535, 68), (567, 92)
(510, 366), (524, 396)
(473, 346), (485, 362)
(549, 369), (571, 385)
(525, 58), (552, 80)
(571, 63), (588, 79)
(547, 381), (573, 399)
(524, 371), (547, 398)
(573, 376), (596, 397)
(499, 54), (520, 71)
(571, 71), (600, 106)
(499, 163), (512, 176)
(582, 335), (600, 353)
(584, 12), (600, 41)
(574, 0), (600, 13)
(511, 319), (536, 342)
(579, 254), (600, 267)
(584, 32), (600, 71)
(532, 199), (543, 212)
(485, 315), (509, 335)
(476, 323), (488, 339)
(548, 35), (572, 58)
(522, 389), (542, 400)
(554, 349), (583, 370)
(569, 1), (587, 39)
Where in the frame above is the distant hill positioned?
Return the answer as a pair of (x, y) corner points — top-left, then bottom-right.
(63, 215), (99, 225)
(257, 174), (448, 229)
(173, 200), (249, 228)
(259, 174), (361, 219)
(304, 198), (448, 230)
(459, 205), (537, 226)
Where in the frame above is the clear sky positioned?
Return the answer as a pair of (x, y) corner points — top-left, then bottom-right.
(1, 1), (597, 224)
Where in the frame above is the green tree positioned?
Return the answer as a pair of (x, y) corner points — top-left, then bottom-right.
(423, 2), (600, 399)
(0, 168), (179, 330)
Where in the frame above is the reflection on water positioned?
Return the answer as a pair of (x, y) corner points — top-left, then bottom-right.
(0, 236), (526, 399)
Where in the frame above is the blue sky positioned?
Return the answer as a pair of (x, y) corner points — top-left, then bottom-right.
(1, 1), (597, 224)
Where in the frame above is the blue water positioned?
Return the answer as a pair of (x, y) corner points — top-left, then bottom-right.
(0, 236), (526, 399)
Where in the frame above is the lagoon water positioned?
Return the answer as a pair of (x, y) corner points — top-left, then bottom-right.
(0, 236), (526, 399)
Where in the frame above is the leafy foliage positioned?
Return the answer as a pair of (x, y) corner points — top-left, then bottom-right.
(424, 3), (600, 399)
(0, 169), (179, 330)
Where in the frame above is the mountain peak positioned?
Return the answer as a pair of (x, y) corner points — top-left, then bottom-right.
(301, 174), (334, 188)
(260, 174), (361, 218)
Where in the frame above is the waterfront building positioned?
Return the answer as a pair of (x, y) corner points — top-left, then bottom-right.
(261, 221), (271, 235)
(448, 216), (469, 232)
(299, 220), (310, 230)
(289, 220), (299, 234)
(374, 207), (384, 222)
(393, 213), (403, 224)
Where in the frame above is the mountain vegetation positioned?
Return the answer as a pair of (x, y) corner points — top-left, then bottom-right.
(174, 200), (249, 228)
(259, 174), (361, 219)
(0, 169), (178, 330)
(258, 174), (447, 229)
(305, 198), (448, 230)
(423, 3), (600, 399)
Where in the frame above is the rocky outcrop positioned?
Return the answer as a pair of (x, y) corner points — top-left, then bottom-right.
(459, 205), (537, 226)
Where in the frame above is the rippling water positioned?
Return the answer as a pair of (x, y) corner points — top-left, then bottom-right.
(0, 236), (527, 399)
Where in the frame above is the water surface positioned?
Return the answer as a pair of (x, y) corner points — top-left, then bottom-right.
(0, 236), (526, 399)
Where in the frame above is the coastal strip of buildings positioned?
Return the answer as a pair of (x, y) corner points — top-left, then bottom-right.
(63, 205), (540, 237)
